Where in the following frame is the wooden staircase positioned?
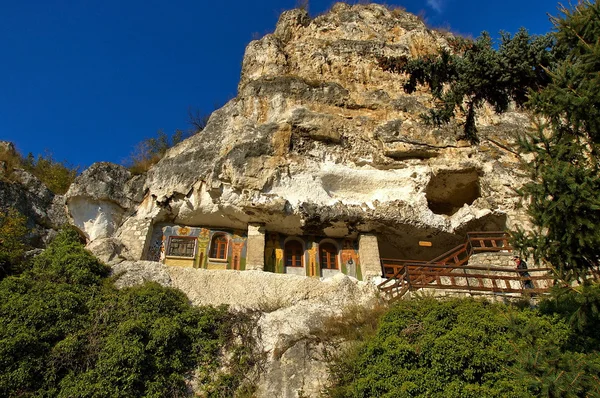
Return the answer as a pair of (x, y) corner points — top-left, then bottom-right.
(377, 231), (553, 300)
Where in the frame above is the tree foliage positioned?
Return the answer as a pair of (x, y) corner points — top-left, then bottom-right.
(325, 298), (600, 397)
(21, 152), (79, 195)
(0, 146), (77, 195)
(378, 29), (554, 143)
(513, 0), (600, 283)
(126, 129), (189, 175)
(0, 228), (254, 397)
(539, 283), (600, 352)
(0, 208), (29, 278)
(379, 1), (599, 283)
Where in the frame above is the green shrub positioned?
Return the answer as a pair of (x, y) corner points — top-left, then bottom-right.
(126, 129), (189, 175)
(325, 298), (600, 397)
(378, 29), (554, 143)
(30, 227), (108, 285)
(539, 283), (600, 352)
(1, 145), (77, 194)
(21, 152), (79, 194)
(512, 1), (600, 284)
(0, 228), (246, 397)
(0, 208), (29, 278)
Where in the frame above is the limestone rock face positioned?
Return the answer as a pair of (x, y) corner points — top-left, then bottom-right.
(111, 260), (172, 288)
(77, 3), (531, 262)
(65, 162), (146, 242)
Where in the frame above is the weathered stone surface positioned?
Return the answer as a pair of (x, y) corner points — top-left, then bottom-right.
(358, 233), (382, 280)
(87, 237), (132, 264)
(111, 260), (172, 288)
(0, 141), (16, 154)
(3, 5), (539, 398)
(246, 223), (266, 270)
(65, 162), (146, 241)
(170, 267), (378, 397)
(66, 162), (144, 210)
(60, 6), (537, 396)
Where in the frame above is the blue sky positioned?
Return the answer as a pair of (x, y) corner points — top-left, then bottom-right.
(1, 0), (561, 169)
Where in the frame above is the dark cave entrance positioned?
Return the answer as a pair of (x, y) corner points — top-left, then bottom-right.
(426, 169), (481, 216)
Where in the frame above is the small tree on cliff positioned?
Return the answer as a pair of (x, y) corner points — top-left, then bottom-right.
(377, 28), (554, 143)
(513, 0), (600, 283)
(126, 129), (188, 174)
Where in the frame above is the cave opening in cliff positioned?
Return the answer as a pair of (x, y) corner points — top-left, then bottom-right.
(426, 169), (481, 216)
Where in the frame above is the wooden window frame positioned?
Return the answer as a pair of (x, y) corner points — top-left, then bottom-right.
(284, 240), (304, 268)
(209, 233), (229, 262)
(319, 242), (339, 270)
(166, 236), (197, 259)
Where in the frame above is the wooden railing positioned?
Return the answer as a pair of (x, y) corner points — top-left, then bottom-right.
(409, 263), (552, 293)
(379, 262), (553, 299)
(466, 231), (512, 255)
(378, 265), (410, 299)
(378, 231), (516, 299)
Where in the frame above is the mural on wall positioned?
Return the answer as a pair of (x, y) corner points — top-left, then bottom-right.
(307, 241), (318, 277)
(230, 230), (247, 271)
(264, 233), (362, 280)
(265, 232), (282, 273)
(340, 239), (361, 280)
(146, 227), (165, 262)
(147, 225), (359, 279)
(146, 224), (248, 270)
(195, 228), (210, 268)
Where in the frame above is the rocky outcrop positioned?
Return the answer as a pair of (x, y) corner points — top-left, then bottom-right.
(111, 260), (172, 288)
(0, 142), (68, 245)
(65, 162), (146, 242)
(67, 3), (530, 263)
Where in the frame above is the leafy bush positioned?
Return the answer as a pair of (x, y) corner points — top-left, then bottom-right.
(0, 145), (77, 194)
(325, 298), (600, 397)
(539, 283), (600, 352)
(0, 207), (29, 278)
(126, 129), (189, 175)
(513, 1), (600, 283)
(21, 152), (79, 195)
(30, 227), (109, 285)
(0, 228), (249, 397)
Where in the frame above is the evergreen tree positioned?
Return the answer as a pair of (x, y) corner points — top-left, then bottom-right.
(378, 29), (554, 143)
(514, 0), (600, 284)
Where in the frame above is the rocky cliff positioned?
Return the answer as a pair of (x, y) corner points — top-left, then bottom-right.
(67, 3), (529, 263)
(0, 141), (67, 246)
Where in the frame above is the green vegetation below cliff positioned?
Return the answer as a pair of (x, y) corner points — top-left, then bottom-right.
(0, 228), (258, 397)
(325, 295), (600, 397)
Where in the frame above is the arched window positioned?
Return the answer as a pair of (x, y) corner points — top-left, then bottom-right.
(285, 240), (304, 267)
(209, 234), (228, 260)
(319, 242), (338, 270)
